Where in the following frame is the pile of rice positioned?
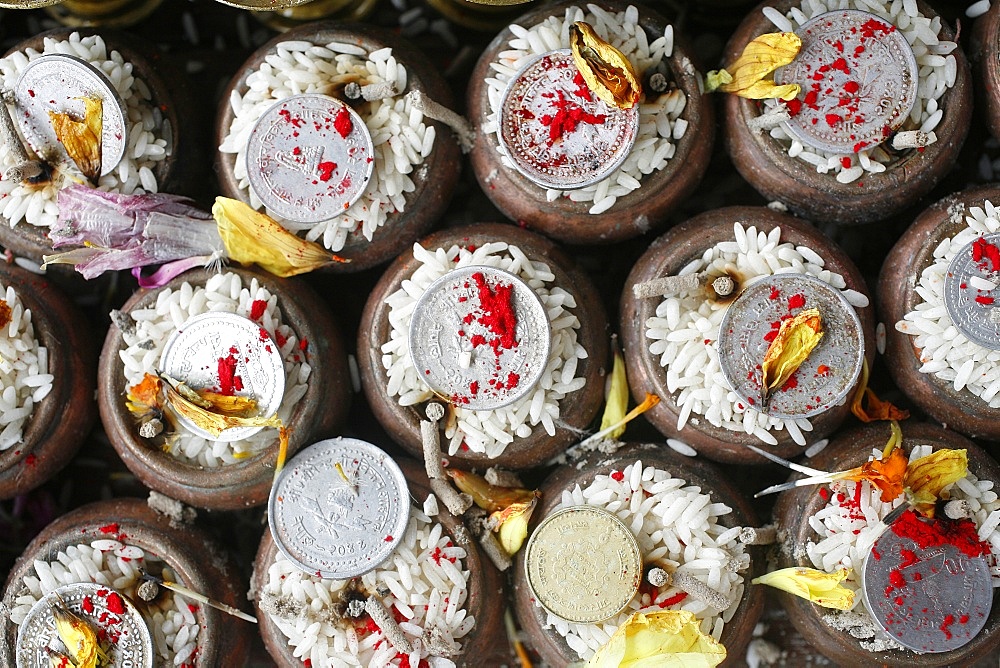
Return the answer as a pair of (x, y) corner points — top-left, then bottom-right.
(0, 281), (52, 451)
(118, 271), (309, 467)
(644, 223), (868, 445)
(260, 497), (474, 668)
(219, 39), (434, 253)
(896, 200), (1000, 406)
(805, 444), (1000, 652)
(541, 459), (749, 659)
(760, 0), (958, 184)
(0, 32), (167, 228)
(8, 529), (201, 666)
(381, 242), (587, 458)
(481, 4), (686, 215)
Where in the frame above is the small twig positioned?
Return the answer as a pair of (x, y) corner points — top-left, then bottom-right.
(738, 525), (777, 546)
(465, 506), (511, 571)
(364, 596), (413, 654)
(344, 80), (399, 102)
(632, 273), (702, 299)
(421, 403), (473, 516)
(140, 572), (256, 623)
(406, 89), (475, 153)
(892, 130), (935, 150)
(0, 92), (45, 183)
(670, 572), (730, 612)
(748, 108), (790, 132)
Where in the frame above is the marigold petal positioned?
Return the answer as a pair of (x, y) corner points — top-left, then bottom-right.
(585, 610), (726, 668)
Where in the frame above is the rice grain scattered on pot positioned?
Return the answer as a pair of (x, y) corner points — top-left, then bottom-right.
(897, 201), (1000, 406)
(539, 460), (749, 659)
(219, 40), (433, 253)
(0, 33), (167, 228)
(482, 4), (685, 215)
(0, 282), (51, 451)
(644, 223), (867, 445)
(382, 242), (587, 458)
(118, 271), (309, 467)
(262, 500), (473, 668)
(760, 0), (957, 184)
(9, 537), (201, 665)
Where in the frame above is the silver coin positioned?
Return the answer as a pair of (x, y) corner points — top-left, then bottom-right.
(498, 49), (640, 190)
(245, 93), (374, 224)
(268, 437), (411, 579)
(408, 265), (551, 411)
(524, 505), (642, 624)
(159, 311), (285, 442)
(16, 582), (153, 668)
(944, 233), (1000, 351)
(774, 10), (918, 155)
(13, 54), (128, 177)
(718, 273), (864, 419)
(862, 514), (993, 653)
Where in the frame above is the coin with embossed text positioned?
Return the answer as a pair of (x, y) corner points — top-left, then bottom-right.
(159, 311), (285, 442)
(774, 10), (918, 155)
(16, 582), (153, 668)
(717, 273), (864, 419)
(268, 438), (410, 579)
(525, 505), (642, 624)
(862, 516), (993, 653)
(498, 49), (639, 190)
(245, 93), (374, 224)
(944, 233), (1000, 350)
(13, 54), (128, 177)
(408, 265), (550, 411)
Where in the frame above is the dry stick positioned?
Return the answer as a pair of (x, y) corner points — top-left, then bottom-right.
(632, 273), (702, 299)
(738, 525), (777, 546)
(405, 89), (475, 154)
(712, 275), (735, 297)
(892, 130), (933, 150)
(421, 404), (473, 516)
(670, 572), (730, 612)
(344, 81), (400, 102)
(0, 92), (44, 183)
(364, 595), (414, 654)
(466, 507), (512, 572)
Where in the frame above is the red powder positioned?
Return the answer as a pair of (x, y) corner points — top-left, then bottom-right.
(334, 106), (353, 138)
(781, 373), (798, 391)
(899, 548), (919, 568)
(250, 299), (267, 321)
(769, 287), (781, 300)
(658, 591), (688, 608)
(788, 293), (806, 309)
(571, 71), (593, 101)
(843, 81), (860, 94)
(784, 98), (802, 116)
(890, 509), (991, 558)
(24, 453), (36, 467)
(825, 113), (843, 127)
(611, 470), (625, 482)
(317, 161), (337, 182)
(106, 592), (126, 615)
(860, 18), (894, 39)
(384, 535), (394, 542)
(972, 236), (1000, 272)
(840, 157), (852, 169)
(941, 614), (955, 640)
(977, 296), (996, 306)
(539, 91), (606, 145)
(506, 372), (520, 390)
(469, 381), (479, 396)
(82, 596), (94, 614)
(471, 272), (518, 351)
(299, 337), (309, 352)
(99, 523), (119, 535)
(217, 352), (243, 396)
(817, 365), (830, 375)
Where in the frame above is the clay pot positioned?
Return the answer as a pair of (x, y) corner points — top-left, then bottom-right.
(424, 0), (535, 32)
(620, 206), (876, 465)
(252, 454), (509, 667)
(0, 28), (193, 265)
(0, 262), (96, 500)
(972, 2), (1000, 142)
(722, 0), (972, 225)
(43, 0), (165, 26)
(512, 442), (764, 666)
(214, 23), (461, 273)
(0, 498), (251, 666)
(772, 422), (1000, 666)
(98, 266), (351, 511)
(358, 222), (609, 470)
(467, 0), (714, 245)
(249, 0), (381, 30)
(878, 185), (1000, 441)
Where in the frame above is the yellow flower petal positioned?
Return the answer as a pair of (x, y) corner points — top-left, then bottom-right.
(905, 448), (968, 518)
(446, 469), (536, 513)
(761, 308), (823, 404)
(850, 358), (910, 423)
(752, 567), (855, 610)
(53, 603), (105, 668)
(600, 339), (629, 440)
(493, 497), (537, 556)
(569, 21), (642, 109)
(162, 374), (283, 437)
(49, 95), (103, 184)
(212, 197), (348, 277)
(714, 32), (803, 101)
(586, 610), (726, 668)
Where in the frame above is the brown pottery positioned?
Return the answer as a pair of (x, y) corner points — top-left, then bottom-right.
(973, 1), (1000, 142)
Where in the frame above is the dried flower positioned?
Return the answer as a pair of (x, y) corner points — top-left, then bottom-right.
(161, 373), (282, 436)
(213, 197), (348, 277)
(125, 373), (165, 421)
(850, 358), (910, 422)
(585, 610), (727, 667)
(706, 32), (802, 101)
(446, 469), (539, 556)
(599, 337), (629, 441)
(52, 601), (107, 668)
(752, 567), (855, 610)
(760, 308), (823, 404)
(49, 96), (103, 184)
(905, 448), (968, 518)
(493, 497), (538, 556)
(569, 22), (642, 109)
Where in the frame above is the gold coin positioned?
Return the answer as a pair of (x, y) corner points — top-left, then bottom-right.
(524, 505), (642, 624)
